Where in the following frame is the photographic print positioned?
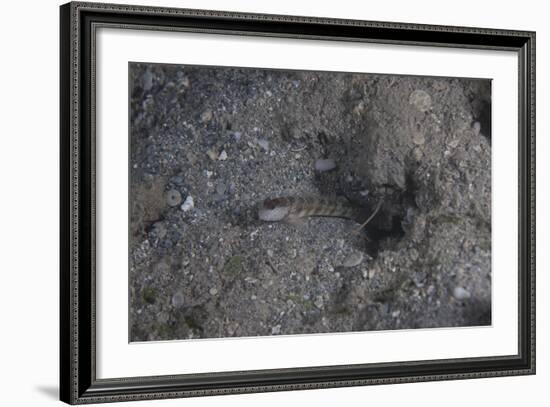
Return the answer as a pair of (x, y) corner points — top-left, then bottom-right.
(60, 4), (535, 402)
(129, 62), (491, 342)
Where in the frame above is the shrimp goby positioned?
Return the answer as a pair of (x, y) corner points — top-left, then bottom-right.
(258, 196), (381, 229)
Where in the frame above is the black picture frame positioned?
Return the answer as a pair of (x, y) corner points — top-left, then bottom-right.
(60, 1), (536, 404)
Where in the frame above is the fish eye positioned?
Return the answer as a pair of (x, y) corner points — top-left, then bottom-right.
(263, 199), (276, 209)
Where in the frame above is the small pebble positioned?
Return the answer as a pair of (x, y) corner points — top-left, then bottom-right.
(412, 147), (423, 161)
(171, 291), (185, 308)
(218, 150), (228, 161)
(213, 193), (226, 202)
(271, 325), (281, 335)
(179, 76), (190, 88)
(449, 139), (460, 148)
(369, 264), (380, 278)
(171, 175), (184, 185)
(472, 121), (481, 136)
(342, 251), (364, 268)
(186, 152), (198, 165)
(314, 296), (324, 309)
(453, 286), (471, 300)
(165, 189), (182, 207)
(216, 182), (226, 195)
(409, 89), (432, 112)
(232, 131), (242, 141)
(314, 158), (336, 172)
(143, 70), (153, 91)
(209, 287), (218, 296)
(257, 138), (270, 151)
(412, 132), (426, 145)
(267, 249), (274, 257)
(151, 222), (167, 239)
(206, 149), (218, 161)
(201, 109), (213, 123)
(181, 195), (194, 212)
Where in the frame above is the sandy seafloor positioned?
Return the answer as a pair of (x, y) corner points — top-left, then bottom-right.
(129, 62), (491, 342)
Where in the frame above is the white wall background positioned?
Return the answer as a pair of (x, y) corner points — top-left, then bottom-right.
(0, 0), (546, 405)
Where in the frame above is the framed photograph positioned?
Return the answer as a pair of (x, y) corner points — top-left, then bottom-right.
(60, 1), (535, 404)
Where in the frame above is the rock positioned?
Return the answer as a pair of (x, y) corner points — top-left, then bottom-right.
(179, 75), (190, 88)
(271, 325), (281, 335)
(453, 286), (471, 300)
(257, 138), (270, 151)
(170, 175), (184, 185)
(314, 158), (336, 172)
(186, 152), (198, 165)
(143, 69), (153, 91)
(472, 121), (481, 136)
(448, 139), (460, 149)
(412, 147), (423, 161)
(342, 251), (364, 268)
(180, 195), (194, 212)
(200, 109), (213, 123)
(171, 291), (185, 308)
(218, 150), (228, 161)
(209, 287), (218, 296)
(368, 263), (380, 279)
(216, 182), (226, 195)
(314, 296), (324, 309)
(412, 132), (426, 145)
(206, 149), (218, 161)
(409, 89), (432, 112)
(151, 222), (167, 239)
(165, 189), (182, 207)
(213, 193), (226, 202)
(223, 256), (244, 277)
(158, 312), (169, 324)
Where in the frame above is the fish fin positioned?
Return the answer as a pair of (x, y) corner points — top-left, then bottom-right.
(284, 215), (306, 226)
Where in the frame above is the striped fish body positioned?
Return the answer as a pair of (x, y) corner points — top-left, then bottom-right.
(258, 196), (365, 224)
